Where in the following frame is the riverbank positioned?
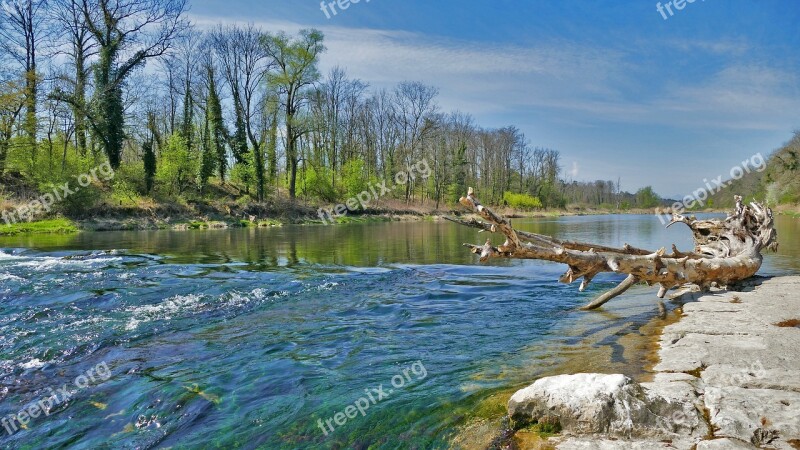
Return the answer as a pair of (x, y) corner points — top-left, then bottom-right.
(506, 275), (800, 449)
(0, 196), (710, 236)
(0, 199), (437, 235)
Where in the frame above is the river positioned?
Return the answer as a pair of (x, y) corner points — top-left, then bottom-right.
(1, 214), (798, 448)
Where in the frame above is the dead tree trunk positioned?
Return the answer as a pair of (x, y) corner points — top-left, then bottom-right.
(447, 190), (778, 310)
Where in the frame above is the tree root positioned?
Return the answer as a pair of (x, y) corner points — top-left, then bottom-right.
(447, 189), (778, 310)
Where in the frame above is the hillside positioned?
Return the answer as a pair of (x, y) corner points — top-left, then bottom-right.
(709, 131), (800, 210)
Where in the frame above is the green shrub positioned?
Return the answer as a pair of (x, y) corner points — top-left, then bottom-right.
(112, 162), (144, 206)
(341, 158), (369, 199)
(503, 191), (543, 210)
(156, 133), (198, 196)
(230, 151), (255, 198)
(298, 164), (337, 202)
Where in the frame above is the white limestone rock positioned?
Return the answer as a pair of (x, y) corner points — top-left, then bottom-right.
(507, 373), (707, 440)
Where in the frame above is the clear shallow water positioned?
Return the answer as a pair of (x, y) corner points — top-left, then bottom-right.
(0, 215), (798, 449)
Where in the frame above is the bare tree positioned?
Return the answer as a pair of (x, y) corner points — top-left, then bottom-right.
(0, 78), (26, 172)
(51, 0), (97, 155)
(392, 81), (438, 202)
(0, 0), (48, 149)
(367, 88), (399, 182)
(311, 66), (368, 188)
(211, 24), (276, 201)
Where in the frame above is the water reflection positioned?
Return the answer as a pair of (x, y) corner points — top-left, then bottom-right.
(2, 214), (797, 273)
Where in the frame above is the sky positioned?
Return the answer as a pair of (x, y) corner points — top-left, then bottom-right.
(186, 0), (800, 198)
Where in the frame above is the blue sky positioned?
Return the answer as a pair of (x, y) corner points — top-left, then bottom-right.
(187, 0), (800, 197)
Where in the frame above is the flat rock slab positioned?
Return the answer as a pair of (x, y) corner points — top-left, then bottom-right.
(657, 276), (800, 449)
(705, 386), (800, 446)
(507, 276), (800, 449)
(556, 438), (693, 449)
(696, 438), (758, 449)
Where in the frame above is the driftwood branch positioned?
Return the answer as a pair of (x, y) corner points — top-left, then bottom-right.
(447, 190), (778, 310)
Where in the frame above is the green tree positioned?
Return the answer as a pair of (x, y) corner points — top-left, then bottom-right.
(142, 140), (157, 194)
(199, 116), (215, 191)
(143, 111), (161, 194)
(266, 93), (279, 186)
(52, 0), (94, 156)
(230, 150), (255, 195)
(635, 186), (661, 208)
(450, 140), (468, 203)
(78, 0), (188, 169)
(181, 77), (194, 155)
(262, 29), (325, 199)
(204, 66), (227, 181)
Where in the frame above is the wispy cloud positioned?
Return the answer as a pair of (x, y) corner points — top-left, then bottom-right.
(653, 64), (800, 130)
(662, 38), (751, 55)
(187, 13), (633, 115)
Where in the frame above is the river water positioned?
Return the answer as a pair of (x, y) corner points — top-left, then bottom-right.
(1, 215), (798, 449)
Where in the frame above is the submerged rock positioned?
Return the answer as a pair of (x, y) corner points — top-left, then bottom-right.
(507, 373), (708, 441)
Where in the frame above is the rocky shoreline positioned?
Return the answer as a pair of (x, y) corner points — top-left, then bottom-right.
(508, 276), (800, 449)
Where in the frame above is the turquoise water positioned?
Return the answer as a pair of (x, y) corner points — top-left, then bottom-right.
(1, 215), (798, 449)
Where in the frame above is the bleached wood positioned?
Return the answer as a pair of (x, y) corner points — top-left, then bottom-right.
(448, 190), (778, 310)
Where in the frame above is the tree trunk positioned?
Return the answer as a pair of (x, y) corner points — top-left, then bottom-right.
(447, 190), (778, 310)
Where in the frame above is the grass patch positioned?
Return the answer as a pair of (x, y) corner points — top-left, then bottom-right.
(521, 417), (562, 438)
(0, 218), (79, 236)
(325, 215), (394, 225)
(233, 219), (283, 228)
(174, 221), (230, 230)
(256, 219), (282, 227)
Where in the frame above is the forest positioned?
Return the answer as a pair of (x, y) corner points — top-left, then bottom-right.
(0, 0), (795, 228)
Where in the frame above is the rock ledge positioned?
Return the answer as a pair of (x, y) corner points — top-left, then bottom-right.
(507, 276), (800, 449)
